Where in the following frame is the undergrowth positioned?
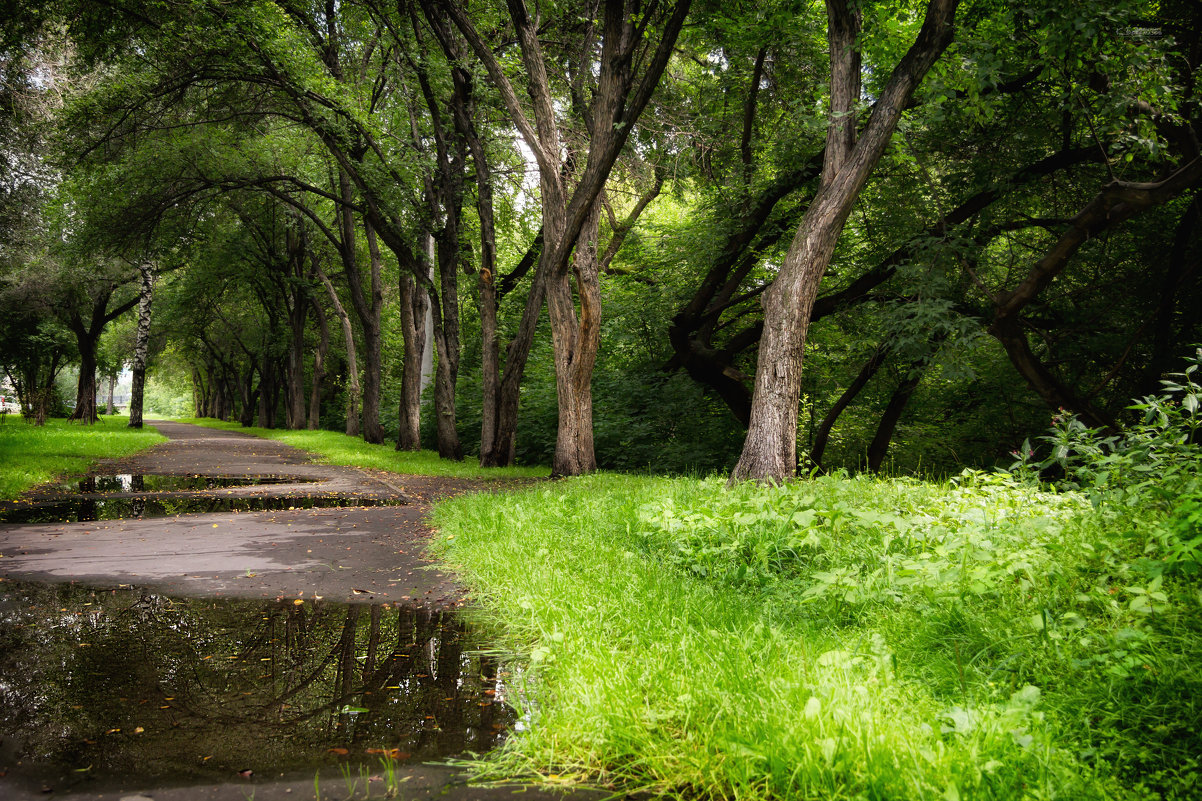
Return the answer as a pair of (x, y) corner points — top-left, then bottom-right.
(0, 416), (166, 500)
(430, 355), (1202, 800)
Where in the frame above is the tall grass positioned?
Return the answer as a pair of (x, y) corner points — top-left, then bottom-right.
(0, 416), (166, 500)
(432, 470), (1200, 800)
(177, 418), (548, 480)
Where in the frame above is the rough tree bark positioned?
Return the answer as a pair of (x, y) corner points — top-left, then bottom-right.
(731, 0), (958, 483)
(446, 0), (691, 475)
(548, 200), (604, 474)
(397, 269), (428, 451)
(128, 262), (155, 429)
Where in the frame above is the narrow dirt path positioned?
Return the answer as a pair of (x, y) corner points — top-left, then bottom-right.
(0, 421), (487, 605)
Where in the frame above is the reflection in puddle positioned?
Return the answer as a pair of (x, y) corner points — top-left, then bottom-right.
(58, 474), (321, 493)
(0, 494), (405, 525)
(0, 581), (515, 793)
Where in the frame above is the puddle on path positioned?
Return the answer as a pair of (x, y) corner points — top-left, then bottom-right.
(56, 474), (320, 493)
(0, 580), (517, 794)
(0, 494), (405, 525)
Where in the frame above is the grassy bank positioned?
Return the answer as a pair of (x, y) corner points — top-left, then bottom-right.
(177, 418), (548, 479)
(432, 470), (1201, 800)
(0, 416), (167, 500)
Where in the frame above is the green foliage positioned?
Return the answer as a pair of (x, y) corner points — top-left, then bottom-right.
(1036, 349), (1202, 503)
(0, 417), (165, 499)
(434, 463), (1201, 799)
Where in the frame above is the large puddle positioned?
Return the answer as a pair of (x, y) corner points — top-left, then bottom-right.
(0, 580), (517, 794)
(0, 473), (404, 525)
(0, 495), (405, 525)
(56, 474), (320, 493)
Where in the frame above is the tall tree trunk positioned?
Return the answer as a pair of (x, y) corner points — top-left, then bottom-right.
(308, 292), (329, 430)
(73, 345), (99, 423)
(67, 291), (112, 425)
(334, 169), (382, 441)
(445, 0), (691, 474)
(547, 200), (603, 476)
(284, 291), (309, 429)
(478, 266), (500, 459)
(432, 207), (464, 463)
(731, 0), (958, 482)
(257, 357), (278, 428)
(358, 219), (385, 444)
(128, 263), (154, 428)
(456, 76), (501, 462)
(239, 366), (257, 427)
(397, 270), (427, 451)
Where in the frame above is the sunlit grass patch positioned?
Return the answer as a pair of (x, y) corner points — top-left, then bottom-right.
(0, 416), (166, 500)
(431, 471), (1200, 800)
(177, 417), (548, 479)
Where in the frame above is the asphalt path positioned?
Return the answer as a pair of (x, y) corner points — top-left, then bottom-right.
(0, 422), (593, 801)
(0, 421), (489, 605)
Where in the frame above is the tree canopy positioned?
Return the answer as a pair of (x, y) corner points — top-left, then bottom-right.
(0, 0), (1197, 480)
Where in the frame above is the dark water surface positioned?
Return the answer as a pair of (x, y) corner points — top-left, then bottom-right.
(0, 473), (404, 524)
(0, 580), (515, 793)
(55, 474), (320, 493)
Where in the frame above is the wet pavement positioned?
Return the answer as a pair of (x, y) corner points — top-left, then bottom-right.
(0, 422), (587, 801)
(0, 422), (476, 604)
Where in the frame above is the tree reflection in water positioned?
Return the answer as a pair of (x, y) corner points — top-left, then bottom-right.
(0, 580), (515, 791)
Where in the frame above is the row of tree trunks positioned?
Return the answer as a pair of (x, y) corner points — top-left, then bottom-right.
(446, 0), (691, 475)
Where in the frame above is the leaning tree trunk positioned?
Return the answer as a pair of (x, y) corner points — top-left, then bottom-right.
(810, 345), (887, 468)
(128, 263), (154, 428)
(313, 260), (360, 437)
(481, 264), (547, 467)
(731, 0), (957, 483)
(866, 369), (923, 473)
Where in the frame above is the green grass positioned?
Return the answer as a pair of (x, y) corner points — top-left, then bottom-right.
(176, 417), (548, 479)
(0, 415), (167, 500)
(431, 470), (1201, 800)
